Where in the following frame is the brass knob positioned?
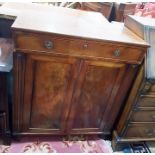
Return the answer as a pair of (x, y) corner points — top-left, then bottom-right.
(152, 114), (155, 120)
(144, 129), (153, 136)
(83, 43), (88, 49)
(44, 41), (53, 49)
(141, 81), (152, 94)
(113, 49), (120, 57)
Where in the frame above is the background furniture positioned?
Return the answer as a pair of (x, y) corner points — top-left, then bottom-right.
(112, 15), (155, 151)
(0, 38), (13, 144)
(79, 2), (113, 21)
(78, 2), (137, 22)
(125, 15), (155, 79)
(113, 2), (137, 22)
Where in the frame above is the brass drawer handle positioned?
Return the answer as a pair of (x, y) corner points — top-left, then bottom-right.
(152, 114), (155, 120)
(144, 129), (153, 136)
(44, 41), (53, 49)
(83, 43), (88, 49)
(113, 49), (120, 57)
(141, 81), (152, 94)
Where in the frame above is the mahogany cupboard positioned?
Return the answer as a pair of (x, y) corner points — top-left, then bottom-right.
(12, 31), (141, 136)
(8, 4), (148, 137)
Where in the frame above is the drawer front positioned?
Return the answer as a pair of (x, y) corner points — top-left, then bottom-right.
(130, 110), (155, 122)
(137, 96), (155, 107)
(15, 32), (144, 64)
(125, 124), (155, 138)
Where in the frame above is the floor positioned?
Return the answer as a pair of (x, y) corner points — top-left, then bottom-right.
(0, 135), (113, 153)
(1, 136), (155, 153)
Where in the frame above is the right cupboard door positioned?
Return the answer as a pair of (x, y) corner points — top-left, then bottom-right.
(68, 59), (135, 135)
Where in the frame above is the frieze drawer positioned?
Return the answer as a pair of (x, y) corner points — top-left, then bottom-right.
(14, 32), (145, 64)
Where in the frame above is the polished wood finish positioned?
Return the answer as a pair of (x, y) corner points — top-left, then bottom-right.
(14, 31), (146, 65)
(118, 65), (144, 130)
(14, 43), (147, 135)
(13, 44), (141, 136)
(7, 3), (148, 137)
(13, 47), (139, 135)
(22, 54), (77, 134)
(68, 60), (126, 134)
(112, 64), (144, 151)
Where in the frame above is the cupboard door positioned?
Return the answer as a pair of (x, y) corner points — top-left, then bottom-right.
(21, 54), (78, 134)
(68, 60), (128, 134)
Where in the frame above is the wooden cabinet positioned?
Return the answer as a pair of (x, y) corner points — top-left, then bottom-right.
(12, 31), (146, 137)
(21, 54), (79, 134)
(13, 48), (136, 136)
(67, 59), (127, 134)
(9, 3), (148, 137)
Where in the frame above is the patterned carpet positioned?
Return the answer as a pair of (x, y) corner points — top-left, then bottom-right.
(0, 135), (155, 153)
(0, 135), (113, 153)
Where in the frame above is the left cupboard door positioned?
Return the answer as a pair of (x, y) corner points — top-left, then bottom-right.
(13, 53), (78, 135)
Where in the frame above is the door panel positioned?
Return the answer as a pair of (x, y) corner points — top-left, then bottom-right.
(22, 54), (78, 133)
(68, 60), (127, 134)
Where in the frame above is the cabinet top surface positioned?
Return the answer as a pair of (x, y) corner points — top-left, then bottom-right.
(1, 2), (148, 47)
